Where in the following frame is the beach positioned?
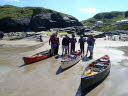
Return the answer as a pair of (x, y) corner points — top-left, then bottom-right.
(0, 37), (128, 96)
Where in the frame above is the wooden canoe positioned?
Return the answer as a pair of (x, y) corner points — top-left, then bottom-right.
(23, 49), (52, 64)
(81, 55), (110, 95)
(61, 55), (81, 70)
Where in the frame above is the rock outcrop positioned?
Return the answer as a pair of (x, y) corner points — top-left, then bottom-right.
(0, 5), (83, 32)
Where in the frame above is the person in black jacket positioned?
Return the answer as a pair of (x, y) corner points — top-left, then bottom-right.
(70, 34), (77, 54)
(62, 35), (70, 56)
(79, 35), (86, 57)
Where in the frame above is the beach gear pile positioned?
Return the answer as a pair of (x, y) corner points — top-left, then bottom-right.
(64, 55), (76, 60)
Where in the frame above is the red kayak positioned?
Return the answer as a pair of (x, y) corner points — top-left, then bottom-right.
(23, 50), (52, 64)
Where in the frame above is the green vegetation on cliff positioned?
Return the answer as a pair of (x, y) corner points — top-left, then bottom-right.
(95, 24), (128, 32)
(0, 5), (71, 19)
(0, 5), (82, 32)
(82, 11), (128, 32)
(82, 11), (128, 26)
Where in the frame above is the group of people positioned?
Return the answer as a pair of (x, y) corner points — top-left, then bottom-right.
(49, 33), (95, 59)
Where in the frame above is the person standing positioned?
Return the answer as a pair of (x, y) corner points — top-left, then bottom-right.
(70, 34), (77, 54)
(0, 32), (4, 40)
(67, 35), (70, 55)
(54, 33), (60, 55)
(39, 34), (43, 42)
(79, 35), (86, 57)
(62, 35), (70, 56)
(49, 33), (56, 55)
(86, 34), (95, 59)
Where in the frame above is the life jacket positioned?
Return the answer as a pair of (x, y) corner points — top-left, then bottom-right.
(54, 37), (59, 44)
(50, 36), (59, 44)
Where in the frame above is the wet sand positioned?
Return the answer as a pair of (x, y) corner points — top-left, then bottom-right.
(0, 38), (128, 96)
(86, 40), (128, 96)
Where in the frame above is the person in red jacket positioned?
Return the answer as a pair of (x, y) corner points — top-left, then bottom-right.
(49, 33), (56, 55)
(49, 33), (60, 55)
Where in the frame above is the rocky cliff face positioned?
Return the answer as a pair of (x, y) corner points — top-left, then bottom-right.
(0, 5), (83, 32)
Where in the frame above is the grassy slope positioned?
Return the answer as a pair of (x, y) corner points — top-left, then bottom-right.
(0, 5), (33, 18)
(0, 5), (72, 19)
(82, 11), (127, 26)
(82, 11), (128, 31)
(95, 24), (128, 32)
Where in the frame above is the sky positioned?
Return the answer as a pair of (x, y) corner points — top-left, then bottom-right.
(0, 0), (128, 21)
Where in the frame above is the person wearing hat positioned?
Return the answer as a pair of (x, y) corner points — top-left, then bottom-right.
(86, 34), (95, 59)
(70, 34), (77, 54)
(79, 35), (86, 57)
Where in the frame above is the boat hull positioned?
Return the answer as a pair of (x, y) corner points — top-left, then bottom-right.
(81, 65), (110, 93)
(61, 56), (81, 70)
(81, 55), (111, 95)
(23, 50), (52, 64)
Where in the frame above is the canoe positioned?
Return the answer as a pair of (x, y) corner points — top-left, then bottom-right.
(23, 49), (52, 64)
(61, 55), (81, 70)
(81, 55), (110, 94)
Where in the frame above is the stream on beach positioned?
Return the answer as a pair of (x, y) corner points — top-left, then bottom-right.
(0, 39), (128, 96)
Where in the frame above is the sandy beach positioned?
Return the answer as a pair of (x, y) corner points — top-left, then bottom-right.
(0, 37), (128, 96)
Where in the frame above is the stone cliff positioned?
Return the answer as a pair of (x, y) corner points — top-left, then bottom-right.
(0, 5), (83, 32)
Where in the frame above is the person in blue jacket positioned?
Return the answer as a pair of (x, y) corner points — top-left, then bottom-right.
(86, 34), (95, 59)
